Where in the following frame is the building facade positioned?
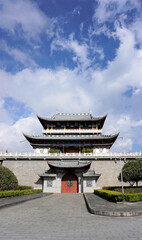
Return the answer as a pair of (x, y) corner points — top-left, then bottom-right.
(0, 112), (141, 193)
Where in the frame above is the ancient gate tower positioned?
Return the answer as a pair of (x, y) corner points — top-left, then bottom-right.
(24, 112), (119, 193)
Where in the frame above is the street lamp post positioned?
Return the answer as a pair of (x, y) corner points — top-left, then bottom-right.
(119, 158), (124, 194)
(115, 158), (126, 194)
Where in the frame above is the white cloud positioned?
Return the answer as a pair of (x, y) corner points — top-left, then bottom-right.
(129, 18), (142, 46)
(51, 34), (91, 70)
(0, 20), (142, 152)
(102, 114), (142, 152)
(0, 0), (56, 40)
(113, 138), (133, 152)
(92, 26), (142, 98)
(0, 40), (37, 67)
(51, 33), (105, 70)
(91, 0), (141, 41)
(93, 0), (140, 24)
(133, 88), (141, 95)
(0, 98), (12, 124)
(72, 7), (81, 16)
(0, 67), (92, 116)
(0, 116), (41, 152)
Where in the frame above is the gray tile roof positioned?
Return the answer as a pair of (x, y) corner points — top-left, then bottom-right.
(83, 170), (101, 178)
(28, 134), (118, 140)
(51, 113), (98, 120)
(83, 170), (96, 176)
(48, 160), (91, 168)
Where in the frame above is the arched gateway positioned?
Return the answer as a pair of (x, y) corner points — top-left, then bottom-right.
(61, 174), (78, 193)
(40, 160), (100, 193)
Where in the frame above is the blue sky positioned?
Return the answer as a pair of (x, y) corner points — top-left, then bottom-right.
(0, 0), (142, 152)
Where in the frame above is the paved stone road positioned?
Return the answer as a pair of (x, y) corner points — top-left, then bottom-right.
(0, 193), (142, 240)
(85, 193), (142, 216)
(0, 193), (51, 209)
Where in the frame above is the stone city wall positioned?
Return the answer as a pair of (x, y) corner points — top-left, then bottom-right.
(2, 160), (48, 189)
(91, 160), (125, 188)
(2, 159), (129, 189)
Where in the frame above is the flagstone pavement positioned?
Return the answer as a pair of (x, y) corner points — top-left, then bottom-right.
(0, 193), (142, 240)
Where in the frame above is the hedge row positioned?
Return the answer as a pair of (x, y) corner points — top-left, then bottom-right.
(94, 189), (142, 202)
(124, 193), (142, 202)
(103, 186), (142, 193)
(94, 189), (124, 202)
(0, 189), (42, 198)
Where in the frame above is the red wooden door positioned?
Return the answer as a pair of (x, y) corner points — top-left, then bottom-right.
(61, 174), (78, 193)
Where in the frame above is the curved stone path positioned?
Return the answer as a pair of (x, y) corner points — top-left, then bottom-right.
(0, 193), (142, 240)
(85, 193), (142, 216)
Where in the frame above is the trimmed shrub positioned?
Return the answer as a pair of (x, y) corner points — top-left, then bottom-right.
(94, 189), (124, 202)
(124, 193), (142, 202)
(0, 165), (18, 191)
(103, 186), (142, 193)
(94, 189), (142, 202)
(0, 189), (42, 198)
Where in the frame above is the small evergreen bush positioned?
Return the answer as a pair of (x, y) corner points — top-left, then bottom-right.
(0, 165), (18, 191)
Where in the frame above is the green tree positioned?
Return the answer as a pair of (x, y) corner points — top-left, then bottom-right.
(0, 165), (18, 191)
(118, 159), (142, 186)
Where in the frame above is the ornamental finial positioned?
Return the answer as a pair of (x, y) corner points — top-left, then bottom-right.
(89, 109), (92, 115)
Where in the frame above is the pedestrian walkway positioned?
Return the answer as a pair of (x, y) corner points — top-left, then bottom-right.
(0, 192), (51, 209)
(0, 192), (142, 217)
(0, 193), (142, 240)
(84, 193), (142, 217)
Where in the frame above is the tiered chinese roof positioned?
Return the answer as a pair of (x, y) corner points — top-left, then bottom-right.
(24, 133), (119, 149)
(24, 112), (119, 150)
(37, 112), (107, 130)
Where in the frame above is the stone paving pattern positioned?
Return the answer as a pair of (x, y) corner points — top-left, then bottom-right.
(0, 193), (51, 209)
(85, 193), (142, 216)
(0, 193), (142, 240)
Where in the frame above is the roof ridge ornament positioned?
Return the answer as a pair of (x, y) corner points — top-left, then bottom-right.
(55, 110), (59, 115)
(89, 109), (92, 116)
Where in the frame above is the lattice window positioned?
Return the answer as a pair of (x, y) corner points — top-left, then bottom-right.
(86, 180), (92, 187)
(47, 180), (53, 187)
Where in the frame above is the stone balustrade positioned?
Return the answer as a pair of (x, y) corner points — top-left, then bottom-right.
(0, 151), (141, 159)
(42, 128), (102, 134)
